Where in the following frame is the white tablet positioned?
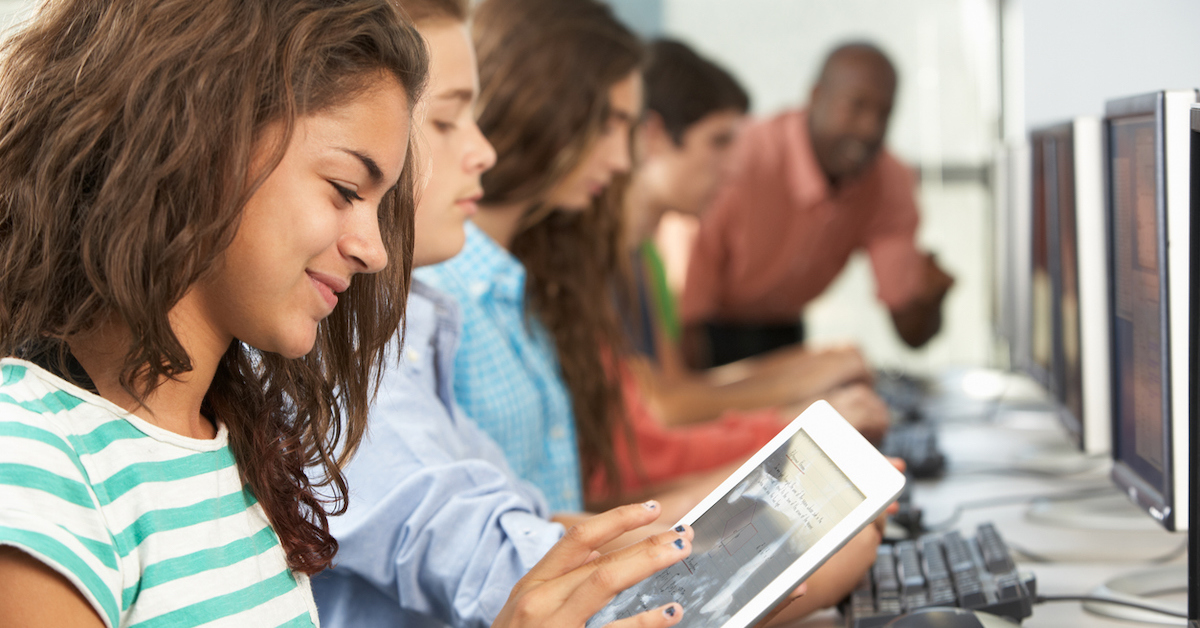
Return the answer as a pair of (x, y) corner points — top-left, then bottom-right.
(588, 400), (906, 628)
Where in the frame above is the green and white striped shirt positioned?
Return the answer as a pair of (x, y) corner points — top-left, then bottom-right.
(0, 358), (319, 628)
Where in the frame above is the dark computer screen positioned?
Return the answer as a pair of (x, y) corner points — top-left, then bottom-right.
(1107, 112), (1172, 516)
(1188, 104), (1200, 622)
(1028, 136), (1054, 388)
(1046, 128), (1085, 444)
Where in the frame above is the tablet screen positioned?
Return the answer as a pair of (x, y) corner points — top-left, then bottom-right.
(590, 428), (866, 627)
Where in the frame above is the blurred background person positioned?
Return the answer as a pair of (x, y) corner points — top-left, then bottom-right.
(681, 42), (954, 368)
(622, 38), (888, 442)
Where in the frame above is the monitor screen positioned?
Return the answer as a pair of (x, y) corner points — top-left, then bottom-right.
(1030, 119), (1109, 455)
(1028, 136), (1054, 387)
(1047, 128), (1085, 442)
(1107, 111), (1173, 520)
(1188, 104), (1200, 621)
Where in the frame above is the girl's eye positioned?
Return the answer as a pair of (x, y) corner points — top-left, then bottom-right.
(433, 120), (456, 132)
(331, 182), (363, 204)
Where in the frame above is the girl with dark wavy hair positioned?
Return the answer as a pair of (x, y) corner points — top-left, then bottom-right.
(0, 0), (425, 625)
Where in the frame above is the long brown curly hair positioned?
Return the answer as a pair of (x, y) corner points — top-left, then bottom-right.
(473, 0), (642, 497)
(0, 0), (427, 575)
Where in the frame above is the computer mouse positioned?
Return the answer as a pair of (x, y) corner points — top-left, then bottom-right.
(884, 606), (1020, 628)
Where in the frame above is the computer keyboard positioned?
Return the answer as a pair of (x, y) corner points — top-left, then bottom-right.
(843, 523), (1037, 627)
(880, 421), (946, 478)
(874, 369), (931, 421)
(888, 473), (924, 539)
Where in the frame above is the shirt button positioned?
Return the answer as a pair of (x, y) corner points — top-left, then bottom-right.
(405, 347), (420, 362)
(550, 426), (566, 440)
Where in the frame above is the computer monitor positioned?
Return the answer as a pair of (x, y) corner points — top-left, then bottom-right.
(1026, 135), (1054, 390)
(1028, 118), (1110, 455)
(1188, 102), (1200, 628)
(991, 142), (1029, 365)
(989, 144), (1011, 353)
(1076, 90), (1196, 625)
(1002, 144), (1033, 372)
(1105, 90), (1195, 533)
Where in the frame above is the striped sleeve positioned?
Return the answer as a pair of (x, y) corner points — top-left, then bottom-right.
(0, 397), (121, 628)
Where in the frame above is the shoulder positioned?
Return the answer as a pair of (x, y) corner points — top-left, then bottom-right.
(0, 360), (124, 627)
(733, 110), (797, 163)
(0, 360), (136, 467)
(872, 149), (918, 191)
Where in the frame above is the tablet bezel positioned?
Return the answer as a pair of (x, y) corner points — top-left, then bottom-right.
(670, 400), (905, 628)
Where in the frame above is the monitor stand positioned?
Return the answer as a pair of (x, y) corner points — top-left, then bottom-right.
(1004, 440), (1104, 476)
(1025, 490), (1162, 531)
(1084, 564), (1187, 625)
(921, 367), (1056, 423)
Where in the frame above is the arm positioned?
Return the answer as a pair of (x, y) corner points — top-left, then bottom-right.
(762, 459), (904, 624)
(779, 383), (890, 444)
(0, 407), (119, 628)
(0, 547), (106, 628)
(865, 156), (953, 348)
(889, 253), (954, 348)
(762, 515), (884, 624)
(634, 345), (874, 427)
(318, 354), (567, 628)
(586, 364), (785, 507)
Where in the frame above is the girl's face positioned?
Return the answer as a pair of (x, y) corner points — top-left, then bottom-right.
(412, 20), (497, 267)
(191, 77), (411, 359)
(542, 69), (642, 212)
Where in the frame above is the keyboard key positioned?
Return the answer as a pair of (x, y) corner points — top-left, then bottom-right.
(847, 524), (1037, 628)
(896, 541), (926, 591)
(976, 523), (1016, 574)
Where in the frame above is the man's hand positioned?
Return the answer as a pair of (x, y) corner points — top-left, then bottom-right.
(916, 253), (954, 303)
(890, 253), (954, 348)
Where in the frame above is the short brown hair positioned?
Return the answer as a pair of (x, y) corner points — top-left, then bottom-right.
(0, 0), (427, 574)
(644, 39), (749, 145)
(399, 0), (468, 25)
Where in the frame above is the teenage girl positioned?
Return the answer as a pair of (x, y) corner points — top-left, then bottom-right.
(0, 0), (427, 625)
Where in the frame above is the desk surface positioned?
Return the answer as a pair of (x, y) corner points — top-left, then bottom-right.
(783, 379), (1189, 627)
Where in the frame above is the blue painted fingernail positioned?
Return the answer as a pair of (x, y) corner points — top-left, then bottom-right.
(643, 500), (658, 510)
(674, 525), (685, 533)
(674, 538), (685, 550)
(664, 605), (677, 617)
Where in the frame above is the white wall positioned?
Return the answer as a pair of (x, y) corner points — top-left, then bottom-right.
(1021, 0), (1200, 129)
(0, 0), (32, 33)
(661, 0), (1001, 169)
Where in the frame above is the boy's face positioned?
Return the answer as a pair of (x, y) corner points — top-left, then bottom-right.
(640, 108), (745, 217)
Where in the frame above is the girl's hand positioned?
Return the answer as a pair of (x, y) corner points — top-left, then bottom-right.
(493, 501), (693, 628)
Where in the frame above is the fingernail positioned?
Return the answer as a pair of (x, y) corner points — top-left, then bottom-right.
(643, 500), (658, 510)
(664, 605), (677, 617)
(674, 538), (685, 550)
(674, 525), (686, 533)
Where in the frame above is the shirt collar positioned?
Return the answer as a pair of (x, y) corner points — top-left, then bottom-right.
(783, 109), (832, 209)
(457, 221), (526, 304)
(405, 279), (461, 342)
(785, 108), (887, 210)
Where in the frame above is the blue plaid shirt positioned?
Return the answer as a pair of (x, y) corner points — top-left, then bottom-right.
(416, 222), (584, 512)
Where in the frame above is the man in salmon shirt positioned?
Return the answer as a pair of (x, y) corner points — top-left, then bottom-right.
(680, 41), (955, 368)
